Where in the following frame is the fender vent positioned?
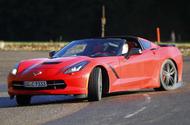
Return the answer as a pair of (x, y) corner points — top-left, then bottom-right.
(42, 61), (61, 64)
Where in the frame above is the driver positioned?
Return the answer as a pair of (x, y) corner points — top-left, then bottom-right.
(121, 43), (129, 54)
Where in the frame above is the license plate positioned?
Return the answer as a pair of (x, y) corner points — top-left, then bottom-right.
(24, 81), (47, 88)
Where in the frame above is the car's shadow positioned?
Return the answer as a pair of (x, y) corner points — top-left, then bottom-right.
(0, 89), (157, 108)
(0, 96), (17, 108)
(0, 95), (87, 108)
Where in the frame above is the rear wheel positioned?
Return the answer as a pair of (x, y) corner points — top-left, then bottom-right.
(155, 59), (178, 91)
(88, 67), (102, 101)
(16, 95), (31, 106)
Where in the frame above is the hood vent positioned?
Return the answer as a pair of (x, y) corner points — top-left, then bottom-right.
(42, 61), (61, 65)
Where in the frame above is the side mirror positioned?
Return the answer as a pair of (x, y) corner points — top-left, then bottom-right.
(125, 48), (142, 58)
(49, 51), (56, 58)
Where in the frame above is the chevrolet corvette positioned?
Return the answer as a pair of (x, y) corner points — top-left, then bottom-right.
(7, 36), (183, 105)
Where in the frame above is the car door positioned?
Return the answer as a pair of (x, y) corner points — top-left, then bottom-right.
(114, 39), (159, 91)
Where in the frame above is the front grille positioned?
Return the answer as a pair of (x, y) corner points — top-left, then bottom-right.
(12, 80), (66, 90)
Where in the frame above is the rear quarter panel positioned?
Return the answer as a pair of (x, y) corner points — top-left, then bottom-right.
(156, 46), (183, 82)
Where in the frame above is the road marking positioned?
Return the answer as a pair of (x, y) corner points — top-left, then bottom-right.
(124, 94), (151, 119)
(143, 94), (151, 103)
(124, 106), (147, 118)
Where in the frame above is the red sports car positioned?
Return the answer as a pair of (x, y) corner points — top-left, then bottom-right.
(8, 36), (183, 105)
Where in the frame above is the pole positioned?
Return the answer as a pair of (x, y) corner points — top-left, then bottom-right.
(156, 27), (160, 43)
(101, 5), (106, 37)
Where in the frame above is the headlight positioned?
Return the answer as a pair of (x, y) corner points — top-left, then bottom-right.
(11, 63), (19, 75)
(64, 61), (89, 74)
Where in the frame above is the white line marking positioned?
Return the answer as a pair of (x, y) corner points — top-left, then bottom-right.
(124, 94), (151, 119)
(143, 94), (151, 103)
(124, 106), (147, 119)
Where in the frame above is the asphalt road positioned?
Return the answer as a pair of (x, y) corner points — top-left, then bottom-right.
(0, 51), (190, 125)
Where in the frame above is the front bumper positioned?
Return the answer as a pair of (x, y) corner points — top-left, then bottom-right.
(8, 72), (89, 96)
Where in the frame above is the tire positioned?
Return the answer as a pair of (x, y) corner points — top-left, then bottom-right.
(88, 67), (102, 101)
(16, 95), (31, 106)
(155, 59), (178, 91)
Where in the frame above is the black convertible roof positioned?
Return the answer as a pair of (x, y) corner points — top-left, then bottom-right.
(74, 36), (141, 42)
(89, 35), (137, 40)
(84, 35), (139, 41)
(103, 35), (138, 39)
(105, 36), (139, 42)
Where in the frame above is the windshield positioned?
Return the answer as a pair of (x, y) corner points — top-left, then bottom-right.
(53, 39), (124, 58)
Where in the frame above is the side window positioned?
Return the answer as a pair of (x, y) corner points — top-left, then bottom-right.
(139, 39), (151, 50)
(127, 41), (142, 51)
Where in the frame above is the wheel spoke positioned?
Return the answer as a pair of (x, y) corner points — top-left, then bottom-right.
(170, 67), (174, 72)
(163, 70), (168, 76)
(170, 71), (175, 75)
(170, 67), (175, 75)
(163, 75), (166, 81)
(166, 63), (170, 72)
(169, 76), (174, 84)
(165, 77), (170, 85)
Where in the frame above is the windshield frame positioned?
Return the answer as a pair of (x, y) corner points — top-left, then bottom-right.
(53, 38), (125, 58)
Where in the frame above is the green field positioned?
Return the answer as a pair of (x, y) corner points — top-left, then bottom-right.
(0, 41), (68, 51)
(0, 41), (190, 56)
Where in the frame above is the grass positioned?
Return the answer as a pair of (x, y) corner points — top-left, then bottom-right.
(0, 41), (69, 51)
(156, 42), (190, 48)
(1, 41), (190, 55)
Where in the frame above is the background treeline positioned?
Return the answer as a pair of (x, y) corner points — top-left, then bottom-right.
(0, 0), (189, 41)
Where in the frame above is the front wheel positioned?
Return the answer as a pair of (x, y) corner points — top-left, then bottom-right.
(16, 95), (31, 106)
(88, 67), (102, 101)
(155, 59), (178, 91)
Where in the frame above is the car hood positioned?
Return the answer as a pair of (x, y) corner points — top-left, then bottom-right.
(19, 56), (91, 74)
